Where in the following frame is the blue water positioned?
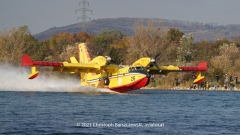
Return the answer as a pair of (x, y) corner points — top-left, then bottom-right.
(1, 90), (240, 135)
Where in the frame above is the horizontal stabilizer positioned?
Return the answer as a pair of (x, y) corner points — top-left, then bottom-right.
(70, 57), (78, 63)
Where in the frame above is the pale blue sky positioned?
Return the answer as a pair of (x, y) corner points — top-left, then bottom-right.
(1, 0), (240, 34)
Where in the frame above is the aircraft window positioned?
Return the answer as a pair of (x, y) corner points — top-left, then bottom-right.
(129, 66), (146, 72)
(129, 67), (135, 71)
(136, 66), (142, 70)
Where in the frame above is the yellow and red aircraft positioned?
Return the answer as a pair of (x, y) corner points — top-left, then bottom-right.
(22, 43), (207, 93)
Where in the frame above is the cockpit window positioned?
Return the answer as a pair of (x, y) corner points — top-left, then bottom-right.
(136, 66), (143, 70)
(129, 66), (146, 72)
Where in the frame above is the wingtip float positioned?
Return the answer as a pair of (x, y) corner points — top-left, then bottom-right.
(21, 43), (208, 93)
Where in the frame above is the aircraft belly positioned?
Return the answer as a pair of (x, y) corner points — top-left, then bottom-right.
(108, 73), (149, 93)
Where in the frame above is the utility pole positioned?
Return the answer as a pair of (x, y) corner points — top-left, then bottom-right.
(75, 0), (92, 31)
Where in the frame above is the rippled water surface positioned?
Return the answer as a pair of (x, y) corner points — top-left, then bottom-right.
(1, 89), (240, 135)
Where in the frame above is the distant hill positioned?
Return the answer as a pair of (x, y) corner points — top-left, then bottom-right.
(34, 17), (240, 42)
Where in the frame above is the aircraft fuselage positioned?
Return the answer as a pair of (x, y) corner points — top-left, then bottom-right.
(83, 66), (150, 93)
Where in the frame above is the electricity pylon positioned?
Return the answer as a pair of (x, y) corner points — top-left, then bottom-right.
(75, 0), (92, 31)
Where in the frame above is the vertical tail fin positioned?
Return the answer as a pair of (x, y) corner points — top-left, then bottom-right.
(78, 43), (91, 63)
(78, 43), (92, 86)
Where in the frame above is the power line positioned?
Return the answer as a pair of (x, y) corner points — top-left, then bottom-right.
(75, 0), (92, 32)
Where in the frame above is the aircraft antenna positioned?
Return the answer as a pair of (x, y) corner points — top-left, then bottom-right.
(75, 0), (92, 31)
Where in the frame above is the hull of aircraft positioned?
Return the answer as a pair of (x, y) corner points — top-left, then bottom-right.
(85, 72), (150, 93)
(109, 77), (149, 93)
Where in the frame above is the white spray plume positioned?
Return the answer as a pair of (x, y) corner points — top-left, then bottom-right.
(0, 63), (114, 93)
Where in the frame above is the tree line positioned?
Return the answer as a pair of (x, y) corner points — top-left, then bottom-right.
(1, 19), (240, 88)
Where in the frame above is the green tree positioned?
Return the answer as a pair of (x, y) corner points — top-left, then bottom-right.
(69, 33), (77, 44)
(78, 31), (90, 43)
(0, 25), (31, 64)
(126, 19), (166, 64)
(166, 28), (184, 44)
(92, 29), (125, 49)
(110, 36), (130, 64)
(22, 34), (38, 54)
(176, 34), (194, 65)
(210, 43), (240, 75)
(35, 40), (50, 61)
(164, 28), (184, 64)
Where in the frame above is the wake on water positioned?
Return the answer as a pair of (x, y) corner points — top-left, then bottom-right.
(0, 63), (115, 93)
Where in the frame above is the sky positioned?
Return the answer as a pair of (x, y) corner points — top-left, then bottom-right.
(1, 0), (240, 34)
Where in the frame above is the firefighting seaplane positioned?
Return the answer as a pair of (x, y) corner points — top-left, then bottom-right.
(22, 43), (207, 93)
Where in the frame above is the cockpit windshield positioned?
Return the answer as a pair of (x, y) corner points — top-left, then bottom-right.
(129, 66), (146, 72)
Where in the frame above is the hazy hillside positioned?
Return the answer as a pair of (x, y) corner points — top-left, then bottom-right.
(34, 17), (240, 42)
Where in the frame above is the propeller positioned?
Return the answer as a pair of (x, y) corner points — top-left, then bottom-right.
(146, 51), (161, 72)
(103, 56), (111, 71)
(103, 48), (116, 71)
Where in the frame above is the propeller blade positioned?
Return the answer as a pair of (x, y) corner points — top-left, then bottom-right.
(146, 51), (161, 72)
(145, 51), (151, 58)
(153, 62), (161, 72)
(155, 52), (161, 60)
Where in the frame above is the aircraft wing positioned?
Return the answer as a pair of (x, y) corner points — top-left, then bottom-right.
(148, 62), (207, 84)
(148, 62), (207, 74)
(21, 54), (103, 79)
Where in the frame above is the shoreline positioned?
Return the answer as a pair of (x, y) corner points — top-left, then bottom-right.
(142, 86), (240, 91)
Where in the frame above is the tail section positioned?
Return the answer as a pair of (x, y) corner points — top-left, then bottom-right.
(78, 43), (91, 63)
(193, 62), (206, 84)
(22, 54), (33, 66)
(78, 43), (92, 86)
(21, 54), (39, 79)
(179, 62), (207, 71)
(178, 62), (207, 84)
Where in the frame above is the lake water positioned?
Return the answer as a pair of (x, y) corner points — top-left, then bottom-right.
(1, 89), (240, 135)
